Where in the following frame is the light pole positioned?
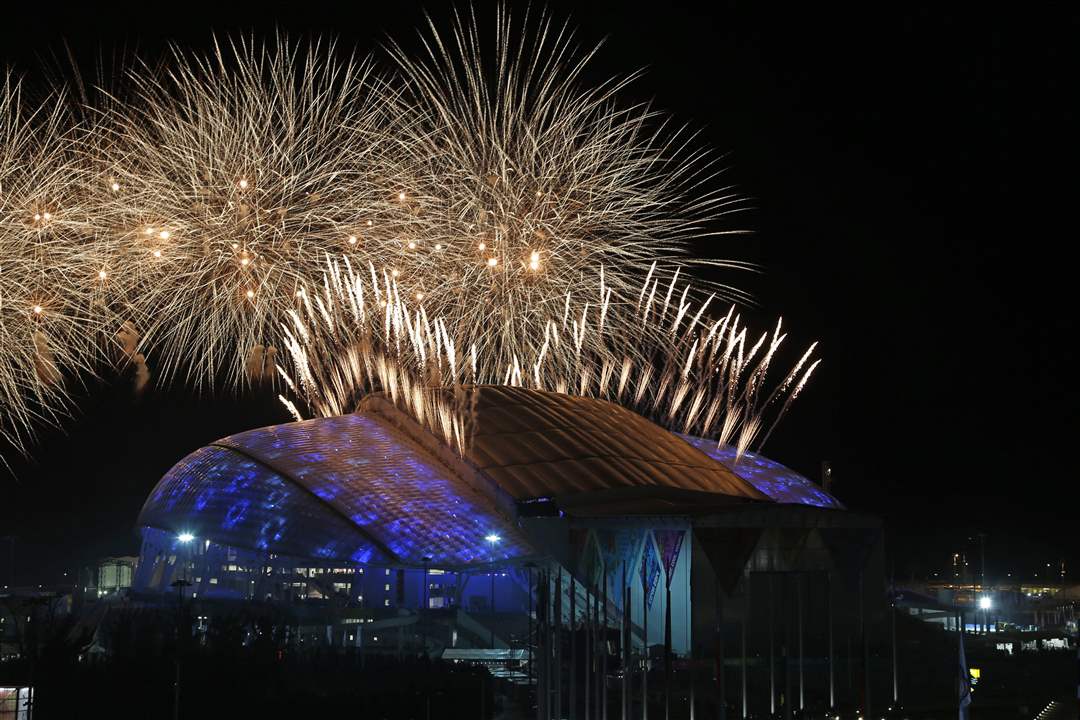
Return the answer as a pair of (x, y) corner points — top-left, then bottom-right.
(1, 536), (15, 591)
(421, 556), (432, 657)
(172, 532), (195, 720)
(978, 596), (992, 636)
(422, 556), (432, 610)
(485, 534), (500, 649)
(978, 533), (987, 632)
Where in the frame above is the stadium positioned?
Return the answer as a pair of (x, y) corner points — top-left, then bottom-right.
(132, 386), (882, 708)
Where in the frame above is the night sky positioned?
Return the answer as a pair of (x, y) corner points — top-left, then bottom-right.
(2, 2), (1069, 584)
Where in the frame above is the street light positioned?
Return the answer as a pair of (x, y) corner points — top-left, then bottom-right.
(170, 578), (193, 720)
(177, 532), (195, 544)
(977, 595), (992, 635)
(422, 556), (433, 610)
(486, 534), (500, 648)
(421, 556), (433, 658)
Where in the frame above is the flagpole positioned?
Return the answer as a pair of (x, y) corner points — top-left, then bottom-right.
(959, 609), (971, 720)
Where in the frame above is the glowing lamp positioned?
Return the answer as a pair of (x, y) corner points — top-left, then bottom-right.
(177, 532), (195, 543)
(484, 533), (501, 545)
(978, 596), (992, 610)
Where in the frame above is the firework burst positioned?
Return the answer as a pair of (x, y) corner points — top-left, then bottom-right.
(91, 36), (390, 388)
(0, 12), (819, 464)
(0, 75), (111, 454)
(369, 7), (753, 374)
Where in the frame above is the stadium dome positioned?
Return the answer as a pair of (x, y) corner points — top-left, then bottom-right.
(137, 386), (840, 571)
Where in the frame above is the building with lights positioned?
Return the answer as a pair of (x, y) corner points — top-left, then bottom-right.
(132, 386), (881, 667)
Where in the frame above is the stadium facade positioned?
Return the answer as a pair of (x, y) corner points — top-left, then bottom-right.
(133, 386), (881, 663)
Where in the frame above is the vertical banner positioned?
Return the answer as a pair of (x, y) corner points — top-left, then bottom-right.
(641, 531), (662, 609)
(653, 529), (685, 588)
(597, 527), (646, 611)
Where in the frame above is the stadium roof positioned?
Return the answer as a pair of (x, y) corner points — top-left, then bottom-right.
(139, 386), (841, 569)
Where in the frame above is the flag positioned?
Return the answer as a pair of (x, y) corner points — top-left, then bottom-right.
(959, 614), (972, 720)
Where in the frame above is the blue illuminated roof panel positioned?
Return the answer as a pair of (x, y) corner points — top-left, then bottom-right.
(215, 414), (531, 566)
(138, 445), (380, 562)
(678, 435), (843, 509)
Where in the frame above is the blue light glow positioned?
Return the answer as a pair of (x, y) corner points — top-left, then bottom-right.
(678, 435), (843, 509)
(140, 413), (532, 568)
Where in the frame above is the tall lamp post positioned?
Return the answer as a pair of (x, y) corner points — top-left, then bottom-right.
(421, 556), (432, 657)
(1, 536), (15, 591)
(485, 534), (501, 649)
(978, 596), (992, 636)
(422, 556), (432, 610)
(172, 532), (195, 720)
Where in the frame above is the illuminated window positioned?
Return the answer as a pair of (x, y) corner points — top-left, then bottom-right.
(384, 599), (390, 607)
(384, 583), (390, 592)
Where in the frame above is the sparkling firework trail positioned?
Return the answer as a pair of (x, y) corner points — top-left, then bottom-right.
(374, 7), (754, 374)
(91, 36), (389, 389)
(278, 258), (819, 461)
(0, 75), (104, 455)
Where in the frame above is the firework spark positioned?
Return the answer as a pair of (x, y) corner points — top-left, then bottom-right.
(0, 14), (807, 463)
(91, 36), (390, 388)
(278, 258), (818, 461)
(370, 7), (753, 374)
(0, 75), (103, 455)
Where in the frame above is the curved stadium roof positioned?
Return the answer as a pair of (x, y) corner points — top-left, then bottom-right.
(139, 386), (841, 569)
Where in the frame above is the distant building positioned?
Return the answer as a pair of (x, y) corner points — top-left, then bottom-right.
(95, 557), (137, 597)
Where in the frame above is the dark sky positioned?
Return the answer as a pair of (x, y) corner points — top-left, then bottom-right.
(2, 2), (1070, 584)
